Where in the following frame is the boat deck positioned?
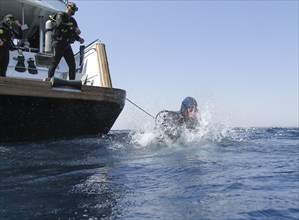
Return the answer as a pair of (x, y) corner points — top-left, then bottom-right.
(0, 77), (126, 103)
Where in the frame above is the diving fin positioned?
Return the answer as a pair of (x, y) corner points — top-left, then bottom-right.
(27, 58), (38, 74)
(15, 55), (26, 72)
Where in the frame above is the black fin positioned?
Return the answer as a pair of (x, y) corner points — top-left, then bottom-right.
(15, 55), (26, 72)
(27, 58), (38, 74)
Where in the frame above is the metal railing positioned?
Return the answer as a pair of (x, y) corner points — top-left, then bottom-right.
(58, 0), (69, 4)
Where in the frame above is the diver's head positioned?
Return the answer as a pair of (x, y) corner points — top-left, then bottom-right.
(3, 14), (14, 27)
(67, 2), (78, 15)
(180, 97), (198, 119)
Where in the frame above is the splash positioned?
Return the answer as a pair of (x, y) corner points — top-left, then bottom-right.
(130, 104), (244, 148)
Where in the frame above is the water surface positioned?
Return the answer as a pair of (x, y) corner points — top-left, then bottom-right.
(0, 128), (298, 219)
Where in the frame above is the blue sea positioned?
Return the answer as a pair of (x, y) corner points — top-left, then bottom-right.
(0, 127), (298, 219)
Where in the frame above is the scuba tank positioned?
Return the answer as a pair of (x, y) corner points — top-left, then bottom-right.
(45, 12), (59, 53)
(45, 19), (53, 53)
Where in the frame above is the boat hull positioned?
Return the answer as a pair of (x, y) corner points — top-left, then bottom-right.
(0, 77), (126, 142)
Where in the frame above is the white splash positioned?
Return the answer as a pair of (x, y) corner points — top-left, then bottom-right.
(130, 103), (240, 148)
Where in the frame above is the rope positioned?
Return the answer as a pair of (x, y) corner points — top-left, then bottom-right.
(126, 98), (156, 120)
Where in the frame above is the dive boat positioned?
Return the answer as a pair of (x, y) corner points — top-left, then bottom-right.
(0, 0), (126, 142)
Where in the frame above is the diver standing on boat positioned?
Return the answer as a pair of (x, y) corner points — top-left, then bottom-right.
(48, 2), (84, 80)
(0, 14), (23, 77)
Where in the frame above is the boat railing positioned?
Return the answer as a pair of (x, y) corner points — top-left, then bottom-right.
(16, 46), (39, 53)
(59, 0), (69, 4)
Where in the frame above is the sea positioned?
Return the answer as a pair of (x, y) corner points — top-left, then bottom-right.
(0, 127), (298, 220)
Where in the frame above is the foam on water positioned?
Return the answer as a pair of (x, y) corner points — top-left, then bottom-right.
(129, 104), (246, 148)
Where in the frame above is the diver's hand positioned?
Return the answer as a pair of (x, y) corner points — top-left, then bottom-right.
(75, 28), (81, 35)
(14, 20), (21, 27)
(79, 37), (84, 44)
(0, 39), (3, 46)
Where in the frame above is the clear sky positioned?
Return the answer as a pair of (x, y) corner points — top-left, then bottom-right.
(73, 0), (298, 129)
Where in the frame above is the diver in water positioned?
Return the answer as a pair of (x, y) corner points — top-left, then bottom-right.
(155, 97), (199, 140)
(179, 96), (199, 130)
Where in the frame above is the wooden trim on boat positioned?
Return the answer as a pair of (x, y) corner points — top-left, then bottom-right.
(0, 77), (126, 103)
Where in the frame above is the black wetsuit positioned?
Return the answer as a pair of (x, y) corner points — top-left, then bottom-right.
(0, 21), (22, 77)
(48, 12), (80, 80)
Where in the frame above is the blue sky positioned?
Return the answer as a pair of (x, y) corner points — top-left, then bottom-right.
(74, 0), (298, 129)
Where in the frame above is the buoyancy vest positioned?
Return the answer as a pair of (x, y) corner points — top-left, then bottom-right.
(50, 11), (79, 43)
(0, 21), (22, 49)
(0, 22), (14, 49)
